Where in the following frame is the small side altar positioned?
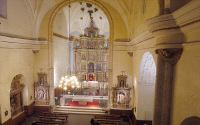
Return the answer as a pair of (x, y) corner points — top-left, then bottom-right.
(112, 73), (131, 108)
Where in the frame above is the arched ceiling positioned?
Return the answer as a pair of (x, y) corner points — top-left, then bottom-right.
(58, 2), (110, 38)
(25, 0), (160, 41)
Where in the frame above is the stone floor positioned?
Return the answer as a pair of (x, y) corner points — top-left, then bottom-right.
(20, 114), (93, 125)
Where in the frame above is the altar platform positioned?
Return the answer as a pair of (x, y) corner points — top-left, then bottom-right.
(54, 106), (108, 115)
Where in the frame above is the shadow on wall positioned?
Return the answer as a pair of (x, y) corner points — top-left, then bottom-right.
(180, 116), (200, 125)
(171, 0), (192, 12)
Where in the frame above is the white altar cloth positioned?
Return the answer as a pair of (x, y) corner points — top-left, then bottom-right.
(72, 95), (93, 102)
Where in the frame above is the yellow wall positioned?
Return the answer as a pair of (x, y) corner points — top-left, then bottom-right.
(171, 18), (200, 125)
(129, 0), (159, 39)
(112, 45), (133, 85)
(171, 44), (200, 125)
(0, 0), (199, 124)
(0, 48), (35, 123)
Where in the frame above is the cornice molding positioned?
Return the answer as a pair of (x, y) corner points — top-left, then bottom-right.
(173, 0), (200, 30)
(0, 35), (47, 44)
(111, 1), (200, 52)
(146, 14), (179, 33)
(0, 35), (47, 49)
(129, 31), (154, 46)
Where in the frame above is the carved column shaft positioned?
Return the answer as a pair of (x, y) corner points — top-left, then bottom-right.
(153, 48), (182, 125)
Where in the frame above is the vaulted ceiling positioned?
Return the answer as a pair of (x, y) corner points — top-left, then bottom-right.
(24, 0), (160, 41)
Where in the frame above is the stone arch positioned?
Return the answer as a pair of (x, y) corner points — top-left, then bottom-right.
(49, 0), (114, 41)
(136, 52), (156, 120)
(47, 0), (114, 85)
(10, 74), (25, 117)
(38, 0), (129, 41)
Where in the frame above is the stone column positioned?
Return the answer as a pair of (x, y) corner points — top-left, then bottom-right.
(49, 67), (55, 106)
(153, 48), (182, 125)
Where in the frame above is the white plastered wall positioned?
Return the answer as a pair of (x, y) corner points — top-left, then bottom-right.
(53, 37), (70, 87)
(0, 0), (39, 123)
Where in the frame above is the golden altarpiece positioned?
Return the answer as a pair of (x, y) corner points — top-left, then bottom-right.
(34, 73), (50, 105)
(55, 3), (110, 108)
(73, 20), (109, 97)
(58, 20), (109, 108)
(112, 73), (131, 108)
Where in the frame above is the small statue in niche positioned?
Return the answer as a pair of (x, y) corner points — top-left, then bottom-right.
(37, 72), (47, 85)
(120, 79), (125, 88)
(88, 62), (94, 73)
(88, 73), (95, 81)
(112, 71), (131, 108)
(34, 72), (49, 105)
(117, 92), (125, 104)
(117, 71), (127, 88)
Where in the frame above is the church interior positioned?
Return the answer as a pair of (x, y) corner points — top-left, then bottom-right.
(0, 0), (200, 125)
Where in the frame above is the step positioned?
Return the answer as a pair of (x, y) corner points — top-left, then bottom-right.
(54, 106), (108, 115)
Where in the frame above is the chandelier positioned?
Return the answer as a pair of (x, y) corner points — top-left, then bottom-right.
(58, 75), (80, 94)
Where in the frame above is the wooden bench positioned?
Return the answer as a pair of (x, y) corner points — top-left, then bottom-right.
(93, 115), (121, 125)
(39, 116), (66, 125)
(32, 121), (62, 125)
(32, 112), (68, 125)
(94, 115), (120, 120)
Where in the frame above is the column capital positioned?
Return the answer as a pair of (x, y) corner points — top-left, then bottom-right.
(156, 48), (183, 64)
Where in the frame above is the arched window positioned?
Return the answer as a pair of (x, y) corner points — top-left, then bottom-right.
(136, 52), (156, 120)
(139, 52), (156, 85)
(0, 0), (7, 18)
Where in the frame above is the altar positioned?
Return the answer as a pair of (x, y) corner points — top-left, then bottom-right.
(72, 95), (93, 102)
(59, 95), (108, 108)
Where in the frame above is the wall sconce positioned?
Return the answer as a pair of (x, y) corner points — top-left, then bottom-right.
(128, 52), (133, 57)
(4, 110), (8, 116)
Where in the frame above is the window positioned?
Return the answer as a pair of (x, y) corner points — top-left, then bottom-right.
(0, 0), (7, 18)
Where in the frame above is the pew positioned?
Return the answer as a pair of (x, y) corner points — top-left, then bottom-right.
(93, 115), (121, 125)
(32, 112), (68, 125)
(32, 121), (62, 125)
